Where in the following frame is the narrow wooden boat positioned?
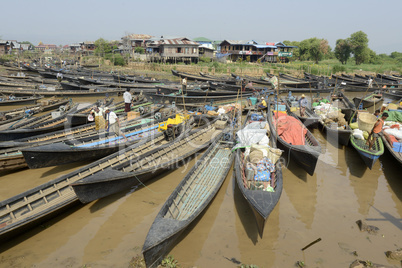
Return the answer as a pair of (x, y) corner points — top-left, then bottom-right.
(353, 92), (384, 113)
(0, 95), (43, 106)
(0, 103), (81, 141)
(380, 133), (402, 165)
(234, 111), (283, 238)
(22, 119), (164, 168)
(0, 88), (128, 97)
(144, 92), (252, 104)
(382, 90), (402, 101)
(0, 116), (166, 241)
(320, 121), (353, 146)
(350, 134), (384, 169)
(0, 80), (38, 88)
(283, 98), (320, 128)
(0, 98), (68, 124)
(172, 69), (236, 84)
(142, 132), (234, 267)
(328, 91), (356, 122)
(267, 99), (321, 176)
(71, 121), (222, 204)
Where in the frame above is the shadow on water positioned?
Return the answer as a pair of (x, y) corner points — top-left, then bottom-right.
(233, 173), (259, 244)
(40, 160), (93, 178)
(380, 151), (402, 203)
(88, 169), (176, 213)
(281, 153), (309, 182)
(344, 145), (367, 178)
(0, 204), (83, 253)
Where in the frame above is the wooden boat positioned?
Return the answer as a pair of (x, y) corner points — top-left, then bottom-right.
(382, 90), (402, 101)
(0, 98), (69, 126)
(327, 91), (357, 122)
(0, 108), (166, 172)
(0, 88), (128, 97)
(234, 110), (283, 238)
(172, 69), (236, 84)
(144, 92), (252, 104)
(283, 98), (320, 128)
(319, 120), (353, 146)
(112, 74), (164, 84)
(0, 80), (38, 88)
(71, 121), (222, 204)
(267, 98), (321, 176)
(353, 92), (384, 113)
(0, 95), (43, 106)
(350, 134), (384, 169)
(142, 132), (234, 267)
(0, 102), (82, 141)
(156, 86), (241, 97)
(21, 118), (165, 169)
(380, 133), (402, 166)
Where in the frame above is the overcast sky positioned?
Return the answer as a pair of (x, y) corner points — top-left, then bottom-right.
(2, 0), (401, 54)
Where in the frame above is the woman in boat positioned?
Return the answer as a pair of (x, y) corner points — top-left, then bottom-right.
(367, 112), (389, 151)
(91, 106), (106, 131)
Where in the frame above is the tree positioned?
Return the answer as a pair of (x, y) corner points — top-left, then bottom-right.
(334, 39), (352, 64)
(349, 31), (368, 65)
(309, 38), (323, 64)
(135, 47), (145, 54)
(94, 38), (111, 56)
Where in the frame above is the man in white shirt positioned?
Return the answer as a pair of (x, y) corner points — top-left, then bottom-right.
(105, 107), (127, 141)
(123, 89), (132, 112)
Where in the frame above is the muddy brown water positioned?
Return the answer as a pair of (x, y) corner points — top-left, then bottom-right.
(0, 93), (401, 268)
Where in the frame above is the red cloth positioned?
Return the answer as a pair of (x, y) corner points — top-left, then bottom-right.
(389, 135), (398, 144)
(273, 115), (307, 145)
(390, 124), (400, 129)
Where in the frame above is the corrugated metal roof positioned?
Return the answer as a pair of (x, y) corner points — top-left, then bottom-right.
(151, 38), (199, 46)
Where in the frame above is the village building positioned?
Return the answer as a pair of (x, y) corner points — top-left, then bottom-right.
(0, 40), (11, 55)
(219, 40), (296, 63)
(146, 37), (200, 63)
(35, 44), (58, 52)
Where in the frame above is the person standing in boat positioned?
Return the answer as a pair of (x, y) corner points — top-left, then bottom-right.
(91, 106), (106, 131)
(105, 107), (127, 141)
(299, 94), (308, 117)
(56, 72), (63, 82)
(123, 88), (132, 113)
(367, 112), (389, 151)
(181, 77), (187, 94)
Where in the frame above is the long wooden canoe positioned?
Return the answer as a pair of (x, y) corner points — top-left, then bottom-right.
(142, 132), (234, 267)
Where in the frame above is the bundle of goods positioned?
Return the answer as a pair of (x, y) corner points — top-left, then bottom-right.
(244, 144), (282, 191)
(383, 118), (402, 153)
(235, 120), (281, 191)
(314, 102), (348, 129)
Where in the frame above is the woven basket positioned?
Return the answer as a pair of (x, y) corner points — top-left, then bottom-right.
(358, 113), (377, 132)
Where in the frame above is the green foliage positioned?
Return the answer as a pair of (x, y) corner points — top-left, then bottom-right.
(297, 38), (329, 63)
(94, 38), (112, 56)
(334, 38), (352, 64)
(246, 56), (251, 62)
(135, 47), (145, 54)
(199, 56), (211, 63)
(237, 57), (243, 63)
(332, 64), (346, 73)
(349, 31), (369, 65)
(239, 264), (259, 268)
(104, 53), (126, 66)
(161, 255), (179, 268)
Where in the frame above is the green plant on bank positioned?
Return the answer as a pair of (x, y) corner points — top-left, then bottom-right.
(160, 255), (179, 268)
(239, 264), (259, 268)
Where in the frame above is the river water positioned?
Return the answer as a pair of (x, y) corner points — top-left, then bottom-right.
(0, 92), (401, 268)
